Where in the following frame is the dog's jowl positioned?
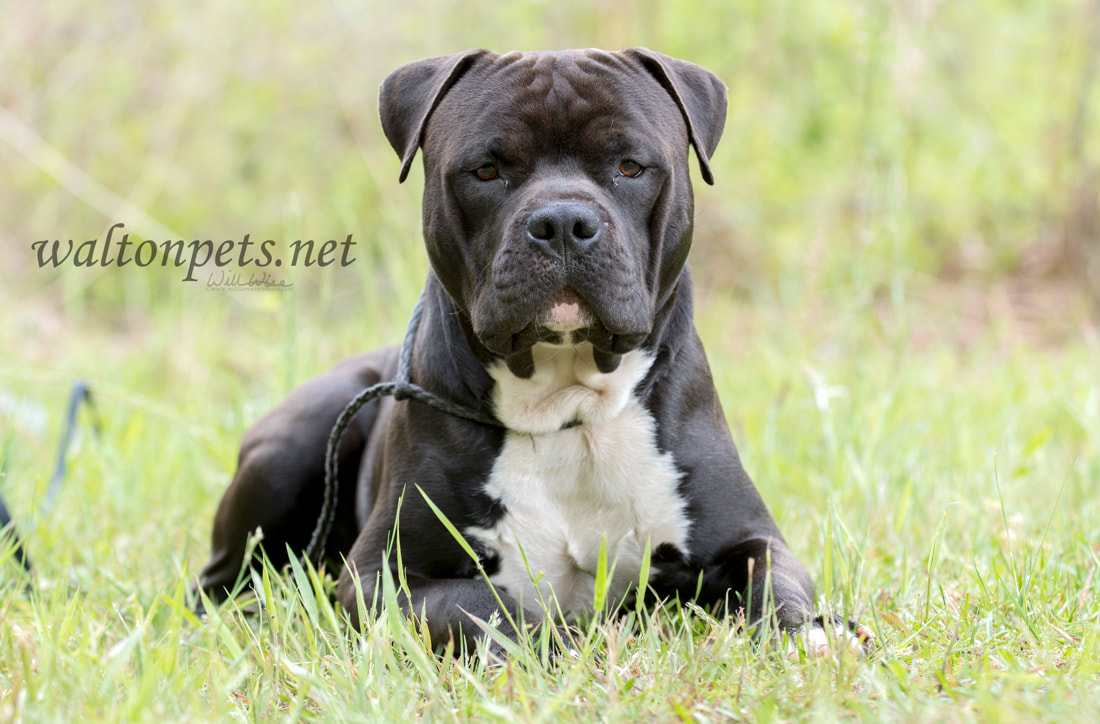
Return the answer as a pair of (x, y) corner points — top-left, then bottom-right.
(196, 48), (869, 654)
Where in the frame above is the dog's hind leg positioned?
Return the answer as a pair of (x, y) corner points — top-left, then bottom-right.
(195, 350), (396, 606)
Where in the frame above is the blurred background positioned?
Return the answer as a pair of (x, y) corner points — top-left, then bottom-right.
(5, 0), (1099, 359)
(4, 0), (1098, 363)
(1, 1), (1098, 582)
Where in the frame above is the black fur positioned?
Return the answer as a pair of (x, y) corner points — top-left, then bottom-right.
(197, 49), (825, 651)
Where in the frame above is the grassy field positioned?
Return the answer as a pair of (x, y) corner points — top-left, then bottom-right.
(2, 0), (1100, 721)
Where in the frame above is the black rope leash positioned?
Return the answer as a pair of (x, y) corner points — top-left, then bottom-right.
(43, 380), (97, 516)
(0, 497), (30, 575)
(1, 380), (97, 580)
(303, 292), (504, 564)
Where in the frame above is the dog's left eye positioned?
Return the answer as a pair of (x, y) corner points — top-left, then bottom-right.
(619, 159), (644, 178)
(474, 163), (499, 181)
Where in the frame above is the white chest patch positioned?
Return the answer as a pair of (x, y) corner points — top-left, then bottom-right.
(465, 343), (689, 615)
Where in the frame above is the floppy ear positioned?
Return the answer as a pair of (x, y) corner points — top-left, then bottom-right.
(379, 49), (494, 182)
(621, 48), (728, 185)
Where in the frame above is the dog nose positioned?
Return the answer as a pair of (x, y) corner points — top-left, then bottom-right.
(526, 201), (601, 258)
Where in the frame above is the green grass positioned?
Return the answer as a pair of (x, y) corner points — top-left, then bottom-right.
(2, 307), (1097, 722)
(3, 0), (1100, 721)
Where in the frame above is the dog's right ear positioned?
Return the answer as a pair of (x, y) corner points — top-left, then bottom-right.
(621, 48), (727, 186)
(379, 49), (493, 183)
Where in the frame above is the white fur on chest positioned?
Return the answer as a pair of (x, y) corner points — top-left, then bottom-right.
(465, 343), (689, 614)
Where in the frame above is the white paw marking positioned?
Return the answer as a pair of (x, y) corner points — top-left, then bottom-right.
(791, 619), (875, 657)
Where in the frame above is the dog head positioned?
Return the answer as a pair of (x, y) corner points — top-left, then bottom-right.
(379, 48), (726, 376)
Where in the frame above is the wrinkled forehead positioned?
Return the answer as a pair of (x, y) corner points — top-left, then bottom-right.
(424, 50), (686, 162)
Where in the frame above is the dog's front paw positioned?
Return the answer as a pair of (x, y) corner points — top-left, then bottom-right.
(791, 614), (875, 658)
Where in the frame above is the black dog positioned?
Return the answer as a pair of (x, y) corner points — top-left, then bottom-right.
(197, 48), (869, 654)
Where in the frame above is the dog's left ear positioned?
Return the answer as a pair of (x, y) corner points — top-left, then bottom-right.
(622, 48), (728, 185)
(379, 49), (494, 183)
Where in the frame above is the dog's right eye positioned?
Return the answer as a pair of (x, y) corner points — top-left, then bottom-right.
(474, 163), (499, 181)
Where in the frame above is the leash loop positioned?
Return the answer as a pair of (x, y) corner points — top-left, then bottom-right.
(303, 292), (502, 565)
(392, 383), (414, 402)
